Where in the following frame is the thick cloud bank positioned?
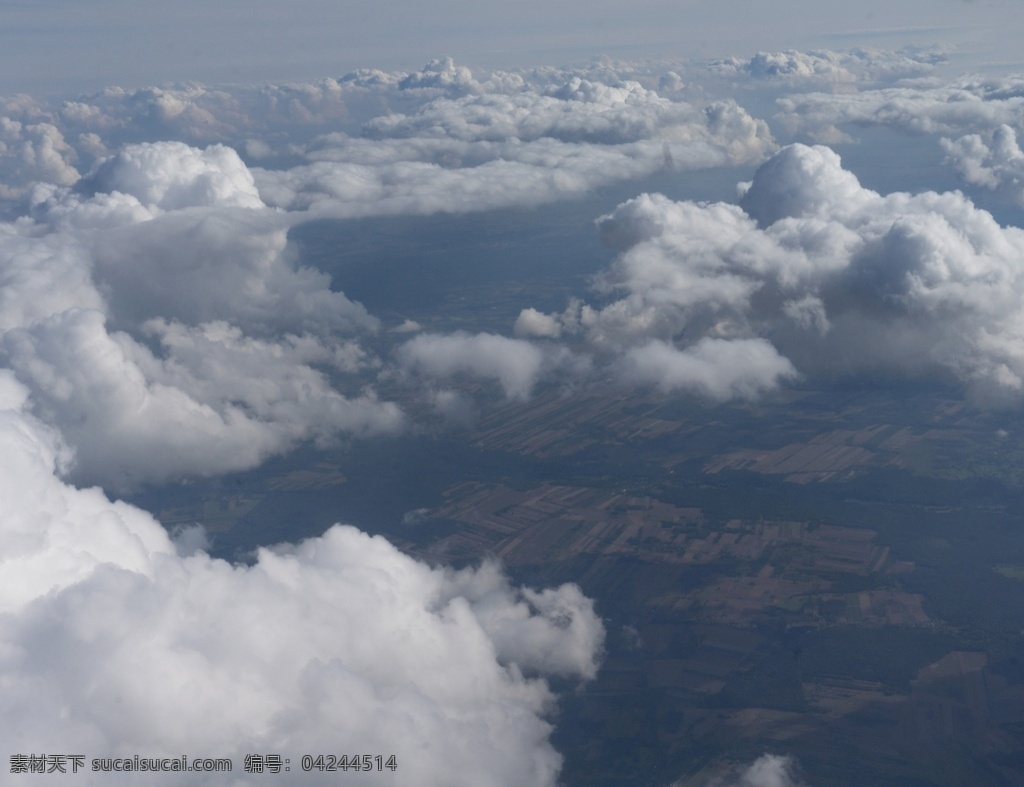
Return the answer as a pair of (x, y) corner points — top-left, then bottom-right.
(517, 143), (1024, 401)
(252, 62), (774, 217)
(0, 373), (604, 786)
(0, 58), (776, 219)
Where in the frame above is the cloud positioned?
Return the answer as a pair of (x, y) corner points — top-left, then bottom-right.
(710, 50), (857, 85)
(81, 203), (376, 336)
(707, 47), (944, 88)
(0, 59), (775, 216)
(941, 124), (1024, 205)
(0, 59), (780, 222)
(0, 376), (604, 785)
(514, 308), (562, 339)
(395, 56), (483, 96)
(78, 141), (264, 210)
(362, 75), (733, 145)
(0, 50), (967, 218)
(776, 73), (1024, 143)
(3, 310), (401, 489)
(620, 338), (797, 400)
(738, 143), (873, 226)
(702, 754), (808, 787)
(250, 124), (773, 217)
(0, 140), (398, 489)
(0, 117), (80, 199)
(250, 64), (775, 217)
(397, 332), (553, 401)
(0, 76), (617, 784)
(520, 143), (1024, 402)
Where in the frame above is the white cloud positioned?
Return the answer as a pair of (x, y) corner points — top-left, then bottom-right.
(0, 59), (779, 222)
(250, 64), (774, 217)
(707, 47), (943, 88)
(620, 338), (797, 400)
(0, 226), (105, 332)
(776, 73), (1024, 142)
(397, 332), (550, 401)
(2, 310), (401, 490)
(391, 319), (422, 333)
(942, 124), (1024, 205)
(394, 56), (483, 96)
(0, 82), (619, 784)
(738, 143), (874, 226)
(83, 204), (376, 335)
(0, 118), (80, 199)
(514, 308), (562, 339)
(0, 140), (398, 489)
(0, 378), (604, 785)
(251, 126), (773, 218)
(78, 141), (264, 211)
(522, 142), (1024, 402)
(363, 76), (732, 145)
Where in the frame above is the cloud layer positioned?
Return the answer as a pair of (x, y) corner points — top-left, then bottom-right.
(252, 66), (775, 217)
(0, 58), (778, 220)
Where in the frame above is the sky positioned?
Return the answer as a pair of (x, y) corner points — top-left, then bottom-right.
(0, 0), (1022, 94)
(3, 2), (1024, 786)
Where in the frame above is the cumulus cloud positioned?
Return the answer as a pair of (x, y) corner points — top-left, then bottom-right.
(710, 50), (857, 85)
(708, 47), (943, 88)
(80, 203), (376, 336)
(942, 124), (1024, 205)
(397, 332), (553, 401)
(521, 143), (1024, 402)
(0, 376), (604, 786)
(362, 76), (730, 145)
(78, 141), (264, 210)
(394, 56), (483, 96)
(3, 310), (401, 489)
(514, 308), (562, 339)
(620, 338), (797, 399)
(0, 140), (398, 488)
(0, 117), (80, 199)
(31, 141), (375, 335)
